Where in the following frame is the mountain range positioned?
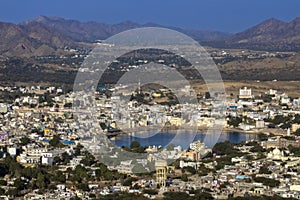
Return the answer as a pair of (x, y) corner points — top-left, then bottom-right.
(225, 17), (300, 51)
(0, 16), (300, 57)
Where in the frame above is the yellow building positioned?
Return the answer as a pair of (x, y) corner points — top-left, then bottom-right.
(197, 117), (215, 127)
(155, 160), (167, 187)
(291, 123), (300, 132)
(169, 117), (182, 126)
(181, 150), (199, 161)
(44, 128), (52, 136)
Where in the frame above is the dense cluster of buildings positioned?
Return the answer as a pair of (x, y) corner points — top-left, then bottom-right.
(1, 83), (300, 199)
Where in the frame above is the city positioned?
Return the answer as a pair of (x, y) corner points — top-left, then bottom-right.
(1, 83), (300, 199)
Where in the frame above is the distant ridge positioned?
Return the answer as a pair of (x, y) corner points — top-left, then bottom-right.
(0, 16), (300, 57)
(0, 20), (78, 57)
(24, 16), (230, 42)
(224, 18), (300, 51)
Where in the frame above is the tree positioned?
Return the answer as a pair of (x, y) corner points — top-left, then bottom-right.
(227, 116), (242, 128)
(20, 136), (31, 146)
(123, 177), (136, 186)
(74, 143), (84, 156)
(71, 165), (88, 183)
(130, 141), (141, 149)
(293, 114), (300, 124)
(0, 187), (5, 195)
(194, 191), (214, 200)
(61, 152), (71, 164)
(4, 155), (22, 177)
(0, 180), (7, 186)
(259, 165), (272, 174)
(13, 178), (25, 190)
(181, 174), (188, 182)
(80, 153), (96, 166)
(53, 156), (61, 165)
(6, 189), (18, 197)
(0, 164), (8, 177)
(288, 145), (300, 156)
(129, 141), (145, 153)
(49, 135), (61, 147)
(183, 166), (196, 174)
(163, 192), (189, 200)
(257, 133), (268, 141)
(250, 144), (265, 153)
(143, 189), (158, 195)
(253, 177), (280, 187)
(271, 115), (289, 125)
(37, 173), (46, 189)
(77, 183), (90, 191)
(262, 95), (272, 103)
(294, 128), (300, 136)
(52, 171), (66, 183)
(205, 92), (211, 99)
(212, 141), (238, 156)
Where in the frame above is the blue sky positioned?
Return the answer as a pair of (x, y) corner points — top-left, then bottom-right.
(0, 0), (299, 33)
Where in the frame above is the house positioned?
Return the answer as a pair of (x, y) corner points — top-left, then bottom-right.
(256, 120), (265, 129)
(292, 124), (300, 132)
(239, 87), (252, 99)
(169, 117), (182, 126)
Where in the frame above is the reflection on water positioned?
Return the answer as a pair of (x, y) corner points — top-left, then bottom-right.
(111, 130), (256, 149)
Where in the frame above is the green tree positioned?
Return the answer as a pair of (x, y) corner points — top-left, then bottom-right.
(80, 153), (96, 166)
(20, 136), (31, 146)
(212, 141), (238, 156)
(0, 187), (5, 195)
(227, 117), (242, 128)
(143, 189), (158, 195)
(183, 166), (196, 174)
(205, 92), (211, 99)
(257, 133), (268, 141)
(61, 152), (71, 164)
(6, 189), (18, 197)
(51, 171), (66, 183)
(130, 141), (141, 149)
(53, 156), (61, 165)
(0, 180), (7, 186)
(74, 143), (84, 156)
(129, 141), (145, 153)
(123, 177), (137, 186)
(13, 178), (25, 190)
(163, 192), (189, 200)
(77, 183), (90, 191)
(49, 135), (61, 147)
(253, 177), (280, 187)
(0, 164), (8, 177)
(36, 173), (46, 189)
(259, 165), (272, 174)
(181, 174), (188, 182)
(294, 128), (300, 136)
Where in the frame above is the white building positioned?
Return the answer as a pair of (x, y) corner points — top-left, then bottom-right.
(239, 87), (252, 99)
(190, 140), (206, 152)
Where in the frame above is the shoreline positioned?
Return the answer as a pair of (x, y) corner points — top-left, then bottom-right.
(111, 125), (286, 136)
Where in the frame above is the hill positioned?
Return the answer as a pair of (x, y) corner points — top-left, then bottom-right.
(224, 18), (300, 51)
(1, 16), (300, 57)
(0, 21), (80, 57)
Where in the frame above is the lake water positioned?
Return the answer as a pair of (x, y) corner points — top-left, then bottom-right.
(111, 130), (256, 149)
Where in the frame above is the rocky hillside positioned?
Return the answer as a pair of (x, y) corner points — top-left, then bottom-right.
(225, 18), (300, 51)
(1, 16), (299, 58)
(0, 21), (78, 57)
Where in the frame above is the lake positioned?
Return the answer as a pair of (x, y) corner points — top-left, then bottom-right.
(110, 130), (256, 149)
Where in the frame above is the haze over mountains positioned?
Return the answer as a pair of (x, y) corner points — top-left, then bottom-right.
(0, 16), (300, 57)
